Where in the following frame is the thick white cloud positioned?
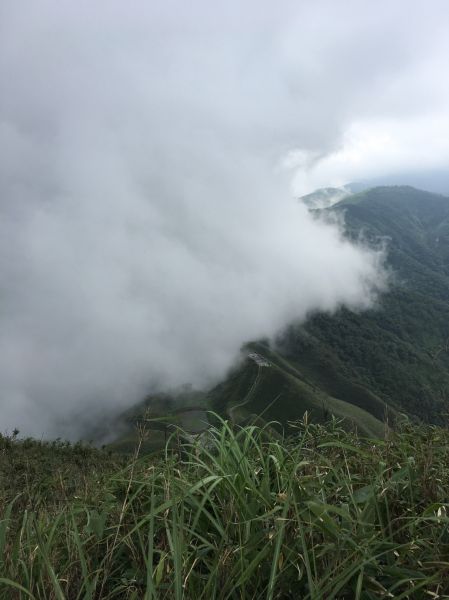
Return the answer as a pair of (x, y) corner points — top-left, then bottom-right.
(284, 1), (449, 193)
(1, 0), (447, 437)
(292, 116), (449, 194)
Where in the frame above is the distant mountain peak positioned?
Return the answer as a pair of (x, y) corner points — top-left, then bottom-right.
(347, 169), (449, 196)
(299, 187), (351, 209)
(333, 185), (449, 213)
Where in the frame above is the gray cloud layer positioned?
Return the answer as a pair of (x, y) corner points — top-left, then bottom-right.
(2, 0), (445, 437)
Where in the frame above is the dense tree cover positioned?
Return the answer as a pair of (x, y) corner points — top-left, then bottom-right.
(279, 187), (449, 424)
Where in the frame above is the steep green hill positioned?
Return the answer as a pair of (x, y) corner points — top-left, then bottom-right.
(208, 344), (387, 437)
(280, 186), (449, 424)
(209, 186), (449, 428)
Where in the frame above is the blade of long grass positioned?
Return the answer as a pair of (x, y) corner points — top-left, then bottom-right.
(267, 493), (290, 600)
(0, 577), (36, 599)
(34, 526), (66, 600)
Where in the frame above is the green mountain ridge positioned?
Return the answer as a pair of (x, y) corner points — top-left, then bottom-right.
(211, 186), (449, 430)
(109, 185), (449, 449)
(279, 186), (449, 423)
(208, 343), (388, 438)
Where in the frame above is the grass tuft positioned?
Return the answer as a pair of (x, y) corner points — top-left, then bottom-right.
(1, 417), (449, 598)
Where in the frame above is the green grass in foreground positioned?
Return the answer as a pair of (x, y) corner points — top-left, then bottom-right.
(1, 417), (449, 599)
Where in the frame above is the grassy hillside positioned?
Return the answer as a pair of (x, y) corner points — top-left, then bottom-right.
(2, 420), (449, 598)
(208, 345), (387, 438)
(89, 388), (208, 453)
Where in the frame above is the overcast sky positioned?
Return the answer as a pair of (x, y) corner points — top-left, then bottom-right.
(1, 1), (448, 437)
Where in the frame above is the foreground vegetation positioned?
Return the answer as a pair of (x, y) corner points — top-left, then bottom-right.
(1, 417), (449, 599)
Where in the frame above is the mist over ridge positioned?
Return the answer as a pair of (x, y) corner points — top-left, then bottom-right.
(1, 1), (448, 437)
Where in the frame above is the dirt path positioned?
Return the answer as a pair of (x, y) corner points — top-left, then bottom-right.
(228, 365), (261, 423)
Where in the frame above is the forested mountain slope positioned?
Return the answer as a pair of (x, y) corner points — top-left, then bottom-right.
(209, 186), (449, 428)
(277, 186), (449, 424)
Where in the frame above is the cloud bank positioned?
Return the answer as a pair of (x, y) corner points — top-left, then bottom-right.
(2, 0), (446, 437)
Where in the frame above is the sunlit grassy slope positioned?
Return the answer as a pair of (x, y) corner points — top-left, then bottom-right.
(208, 344), (387, 438)
(110, 341), (387, 452)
